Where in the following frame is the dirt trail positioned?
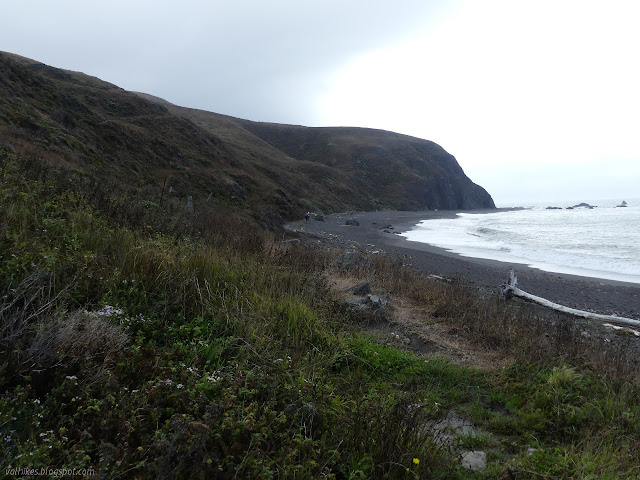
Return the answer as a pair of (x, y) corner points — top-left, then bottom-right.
(329, 274), (510, 371)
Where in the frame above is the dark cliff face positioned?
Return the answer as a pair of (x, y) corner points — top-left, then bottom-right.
(0, 51), (495, 221)
(236, 122), (496, 210)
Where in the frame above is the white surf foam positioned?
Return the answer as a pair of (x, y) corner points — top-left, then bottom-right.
(401, 200), (640, 284)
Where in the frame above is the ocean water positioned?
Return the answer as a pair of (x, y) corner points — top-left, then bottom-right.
(400, 199), (640, 284)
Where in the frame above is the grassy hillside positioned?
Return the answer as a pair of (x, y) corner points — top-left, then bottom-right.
(2, 52), (640, 479)
(152, 101), (495, 212)
(1, 51), (493, 231)
(2, 144), (640, 479)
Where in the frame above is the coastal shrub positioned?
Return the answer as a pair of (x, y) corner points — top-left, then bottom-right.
(3, 148), (640, 478)
(25, 310), (130, 372)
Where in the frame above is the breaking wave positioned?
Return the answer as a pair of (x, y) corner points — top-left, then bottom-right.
(401, 199), (640, 284)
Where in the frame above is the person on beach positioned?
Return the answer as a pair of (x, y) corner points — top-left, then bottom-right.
(305, 212), (310, 221)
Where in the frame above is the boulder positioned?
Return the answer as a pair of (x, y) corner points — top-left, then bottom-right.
(366, 294), (387, 309)
(343, 298), (369, 311)
(345, 218), (360, 226)
(350, 282), (371, 296)
(460, 451), (487, 472)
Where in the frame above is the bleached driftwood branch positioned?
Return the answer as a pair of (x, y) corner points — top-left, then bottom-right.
(501, 269), (640, 328)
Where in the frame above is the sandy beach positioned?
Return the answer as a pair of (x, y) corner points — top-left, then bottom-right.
(288, 210), (640, 319)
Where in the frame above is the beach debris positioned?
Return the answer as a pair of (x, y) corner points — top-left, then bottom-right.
(502, 269), (640, 328)
(602, 323), (640, 337)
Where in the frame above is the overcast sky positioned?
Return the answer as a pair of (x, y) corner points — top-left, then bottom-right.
(3, 0), (639, 205)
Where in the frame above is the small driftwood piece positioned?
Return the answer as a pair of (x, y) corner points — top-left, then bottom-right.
(502, 269), (640, 328)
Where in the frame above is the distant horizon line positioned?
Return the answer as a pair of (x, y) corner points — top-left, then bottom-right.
(494, 197), (639, 208)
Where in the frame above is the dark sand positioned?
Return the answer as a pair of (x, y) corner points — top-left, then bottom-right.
(288, 210), (640, 320)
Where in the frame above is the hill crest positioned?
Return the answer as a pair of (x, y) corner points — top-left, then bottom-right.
(0, 51), (495, 226)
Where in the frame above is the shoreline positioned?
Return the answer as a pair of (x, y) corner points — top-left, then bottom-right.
(288, 209), (640, 319)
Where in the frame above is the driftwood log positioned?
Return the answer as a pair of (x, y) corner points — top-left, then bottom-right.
(501, 269), (640, 328)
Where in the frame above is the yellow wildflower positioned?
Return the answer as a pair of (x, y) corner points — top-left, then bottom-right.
(413, 458), (420, 465)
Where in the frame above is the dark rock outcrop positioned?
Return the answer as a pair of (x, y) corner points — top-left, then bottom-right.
(567, 202), (596, 209)
(237, 122), (496, 211)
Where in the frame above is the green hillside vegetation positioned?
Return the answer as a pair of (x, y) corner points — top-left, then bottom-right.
(3, 143), (640, 479)
(1, 53), (640, 478)
(151, 101), (495, 214)
(1, 51), (493, 232)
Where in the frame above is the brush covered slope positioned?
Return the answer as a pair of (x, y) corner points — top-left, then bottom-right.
(140, 95), (495, 212)
(3, 143), (640, 479)
(3, 52), (640, 480)
(1, 51), (494, 228)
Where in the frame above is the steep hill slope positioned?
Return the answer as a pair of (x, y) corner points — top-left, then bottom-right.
(142, 97), (495, 212)
(0, 51), (494, 226)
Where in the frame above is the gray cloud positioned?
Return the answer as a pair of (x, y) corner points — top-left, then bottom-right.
(2, 0), (457, 123)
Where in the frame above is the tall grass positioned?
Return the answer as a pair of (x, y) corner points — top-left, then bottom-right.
(2, 147), (640, 479)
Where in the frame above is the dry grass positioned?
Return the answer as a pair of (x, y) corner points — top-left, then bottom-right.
(322, 247), (640, 382)
(27, 311), (129, 366)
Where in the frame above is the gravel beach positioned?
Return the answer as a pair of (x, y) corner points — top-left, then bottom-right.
(288, 210), (640, 320)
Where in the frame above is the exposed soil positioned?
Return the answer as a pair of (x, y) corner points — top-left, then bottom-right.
(328, 274), (510, 371)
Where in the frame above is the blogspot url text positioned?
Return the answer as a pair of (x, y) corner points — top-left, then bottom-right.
(5, 467), (96, 477)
